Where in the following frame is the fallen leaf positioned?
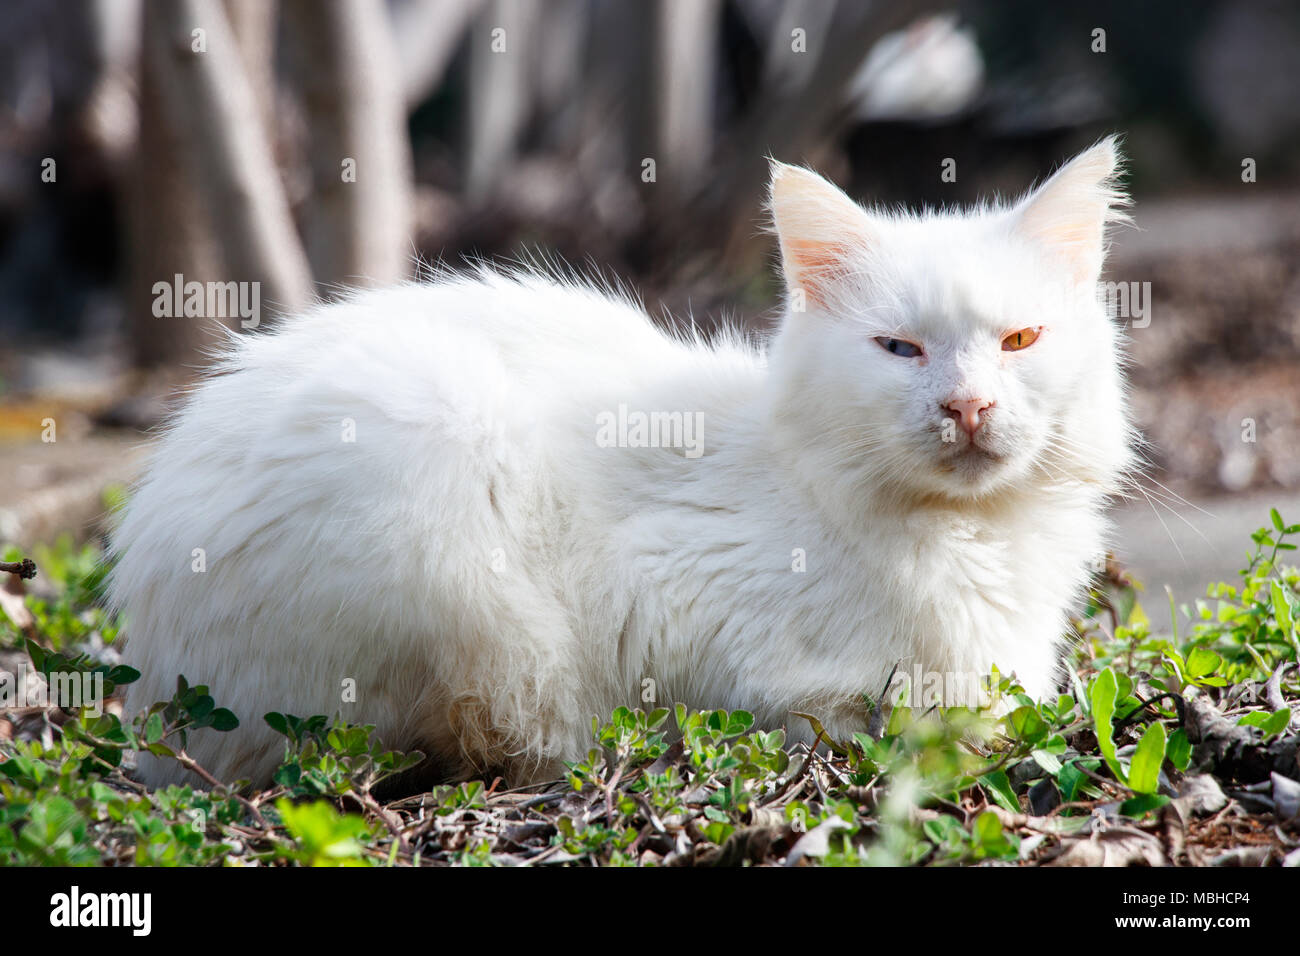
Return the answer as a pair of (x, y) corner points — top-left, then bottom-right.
(1271, 772), (1300, 822)
(784, 816), (853, 866)
(1046, 826), (1167, 867)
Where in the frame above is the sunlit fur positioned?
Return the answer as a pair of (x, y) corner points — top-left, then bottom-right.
(111, 140), (1135, 788)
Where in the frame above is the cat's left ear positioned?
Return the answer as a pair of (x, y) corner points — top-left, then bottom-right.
(1012, 136), (1131, 285)
(769, 161), (876, 307)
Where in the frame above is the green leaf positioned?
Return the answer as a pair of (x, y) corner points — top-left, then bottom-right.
(702, 821), (734, 845)
(1272, 581), (1296, 642)
(1006, 705), (1049, 745)
(1057, 761), (1087, 801)
(264, 712), (291, 736)
(1271, 508), (1285, 533)
(1089, 668), (1123, 782)
(1114, 671), (1134, 703)
(24, 638), (46, 671)
(971, 811), (1004, 849)
(1114, 588), (1138, 628)
(791, 711), (847, 754)
(724, 710), (754, 738)
(23, 796), (83, 848)
(923, 815), (965, 846)
(1031, 749), (1063, 775)
(1261, 708), (1291, 739)
(208, 709), (239, 732)
(105, 665), (141, 686)
(1127, 722), (1166, 794)
(144, 712), (164, 744)
(1238, 708), (1291, 741)
(1119, 793), (1170, 818)
(979, 770), (1020, 813)
(1165, 728), (1191, 771)
(276, 798), (372, 866)
(1054, 695), (1076, 721)
(885, 701), (910, 736)
(1185, 646), (1222, 679)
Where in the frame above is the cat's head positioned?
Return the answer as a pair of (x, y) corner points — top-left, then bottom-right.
(766, 137), (1135, 505)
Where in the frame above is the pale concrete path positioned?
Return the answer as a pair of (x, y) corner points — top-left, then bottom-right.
(1110, 487), (1300, 606)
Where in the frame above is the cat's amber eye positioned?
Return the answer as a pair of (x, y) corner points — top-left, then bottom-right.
(875, 336), (923, 358)
(1001, 327), (1041, 352)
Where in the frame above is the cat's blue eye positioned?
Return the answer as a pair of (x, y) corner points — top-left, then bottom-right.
(875, 336), (922, 358)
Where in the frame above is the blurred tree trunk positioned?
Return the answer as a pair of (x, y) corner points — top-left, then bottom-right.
(284, 0), (415, 289)
(533, 0), (587, 143)
(392, 0), (485, 110)
(466, 0), (541, 201)
(652, 0), (723, 199)
(142, 0), (313, 318)
(708, 0), (951, 266)
(125, 0), (288, 374)
(124, 26), (224, 370)
(223, 0), (277, 133)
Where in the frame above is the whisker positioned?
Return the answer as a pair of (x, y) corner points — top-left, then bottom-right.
(1133, 483), (1189, 566)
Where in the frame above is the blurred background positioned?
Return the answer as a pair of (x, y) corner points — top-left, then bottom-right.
(1, 0), (1299, 601)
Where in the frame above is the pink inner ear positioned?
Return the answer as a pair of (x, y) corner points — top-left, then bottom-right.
(1019, 211), (1106, 283)
(783, 238), (850, 306)
(1031, 216), (1095, 250)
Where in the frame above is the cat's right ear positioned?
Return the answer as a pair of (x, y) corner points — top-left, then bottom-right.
(768, 161), (874, 308)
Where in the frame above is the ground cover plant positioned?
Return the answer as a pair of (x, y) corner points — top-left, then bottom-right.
(0, 505), (1297, 866)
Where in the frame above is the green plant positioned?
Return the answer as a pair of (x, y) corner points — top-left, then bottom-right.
(2, 508), (1296, 865)
(264, 712), (424, 799)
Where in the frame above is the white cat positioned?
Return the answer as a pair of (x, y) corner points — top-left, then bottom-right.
(111, 138), (1135, 788)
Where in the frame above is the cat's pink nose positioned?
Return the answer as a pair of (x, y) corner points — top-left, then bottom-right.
(943, 397), (993, 435)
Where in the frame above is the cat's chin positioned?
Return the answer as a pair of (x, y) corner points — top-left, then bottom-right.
(926, 445), (1024, 499)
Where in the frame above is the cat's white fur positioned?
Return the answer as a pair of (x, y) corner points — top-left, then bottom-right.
(111, 138), (1134, 787)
